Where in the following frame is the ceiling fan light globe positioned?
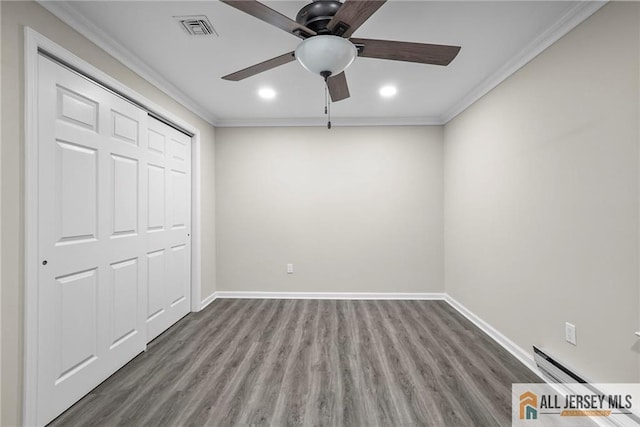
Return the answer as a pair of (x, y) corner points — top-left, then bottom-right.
(295, 35), (357, 77)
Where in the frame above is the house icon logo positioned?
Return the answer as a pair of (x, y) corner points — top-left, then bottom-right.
(520, 391), (538, 420)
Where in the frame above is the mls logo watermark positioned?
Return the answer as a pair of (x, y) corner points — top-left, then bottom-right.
(519, 391), (538, 420)
(512, 383), (640, 426)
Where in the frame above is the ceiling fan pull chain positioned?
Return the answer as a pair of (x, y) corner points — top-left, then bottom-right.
(324, 83), (328, 115)
(328, 94), (332, 130)
(323, 80), (331, 129)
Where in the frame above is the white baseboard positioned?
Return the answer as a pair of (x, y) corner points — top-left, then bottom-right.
(198, 292), (217, 311)
(444, 294), (544, 379)
(214, 291), (446, 300)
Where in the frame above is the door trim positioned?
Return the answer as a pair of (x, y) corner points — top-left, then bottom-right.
(23, 27), (203, 426)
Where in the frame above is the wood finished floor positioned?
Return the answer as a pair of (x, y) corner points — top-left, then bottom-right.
(49, 299), (541, 426)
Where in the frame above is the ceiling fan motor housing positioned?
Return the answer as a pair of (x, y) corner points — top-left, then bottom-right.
(296, 0), (342, 34)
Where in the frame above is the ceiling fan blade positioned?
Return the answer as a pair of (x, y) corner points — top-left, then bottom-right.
(220, 0), (316, 39)
(351, 38), (461, 66)
(326, 0), (386, 38)
(327, 72), (350, 102)
(222, 51), (296, 81)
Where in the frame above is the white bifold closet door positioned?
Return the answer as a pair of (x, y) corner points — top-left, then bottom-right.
(36, 54), (191, 426)
(145, 116), (192, 341)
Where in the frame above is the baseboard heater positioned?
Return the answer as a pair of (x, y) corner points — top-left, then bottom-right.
(533, 346), (587, 384)
(533, 346), (640, 427)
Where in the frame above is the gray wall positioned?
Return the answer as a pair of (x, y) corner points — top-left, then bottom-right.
(215, 126), (444, 293)
(444, 2), (640, 383)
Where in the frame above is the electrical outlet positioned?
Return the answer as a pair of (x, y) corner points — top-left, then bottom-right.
(565, 322), (577, 346)
(287, 263), (293, 274)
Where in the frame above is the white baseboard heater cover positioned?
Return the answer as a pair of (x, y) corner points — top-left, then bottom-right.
(533, 345), (587, 384)
(533, 346), (640, 427)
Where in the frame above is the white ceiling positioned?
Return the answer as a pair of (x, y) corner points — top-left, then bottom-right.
(42, 1), (603, 127)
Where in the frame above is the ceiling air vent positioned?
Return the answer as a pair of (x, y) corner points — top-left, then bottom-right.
(175, 15), (218, 37)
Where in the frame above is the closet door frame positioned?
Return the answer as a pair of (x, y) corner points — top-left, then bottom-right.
(23, 27), (203, 426)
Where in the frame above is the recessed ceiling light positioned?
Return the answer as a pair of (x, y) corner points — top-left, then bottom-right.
(379, 85), (397, 98)
(258, 87), (276, 100)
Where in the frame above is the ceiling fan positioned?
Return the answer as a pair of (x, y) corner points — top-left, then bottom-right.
(220, 0), (461, 104)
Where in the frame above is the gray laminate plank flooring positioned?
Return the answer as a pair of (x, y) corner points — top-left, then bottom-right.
(48, 299), (541, 426)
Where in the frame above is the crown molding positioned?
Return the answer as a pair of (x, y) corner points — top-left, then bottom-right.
(215, 115), (444, 128)
(439, 0), (608, 124)
(38, 0), (607, 129)
(37, 0), (219, 127)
